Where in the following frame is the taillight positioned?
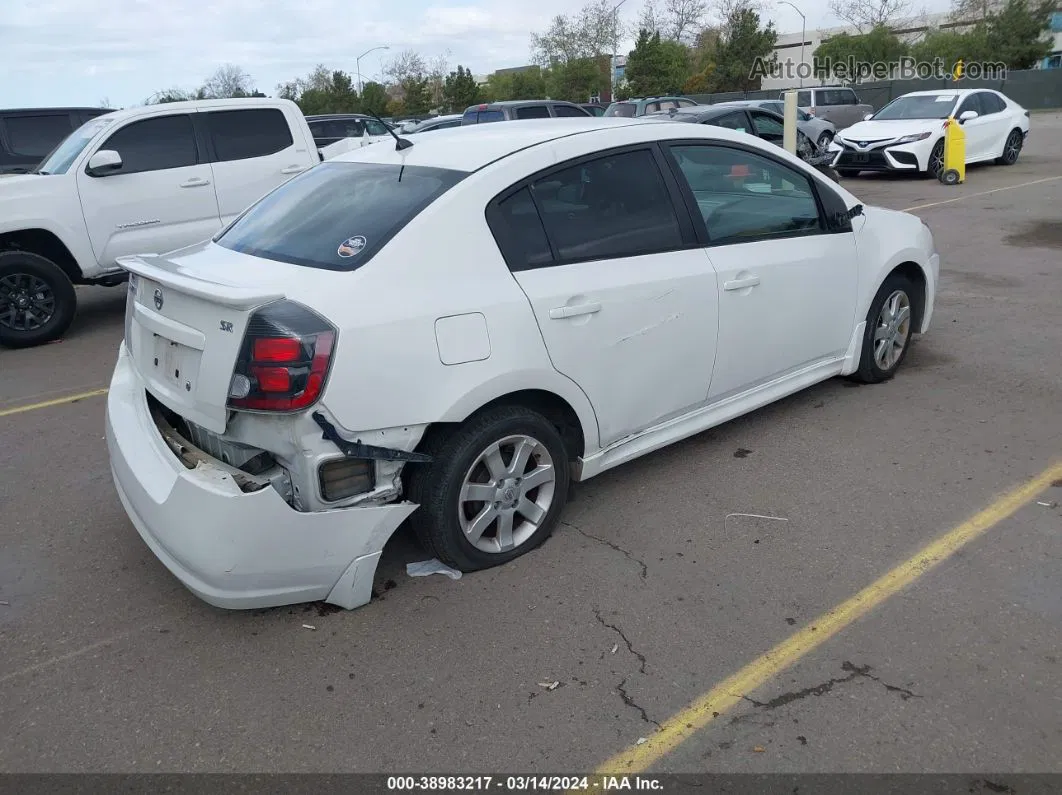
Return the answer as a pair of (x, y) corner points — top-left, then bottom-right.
(227, 301), (336, 412)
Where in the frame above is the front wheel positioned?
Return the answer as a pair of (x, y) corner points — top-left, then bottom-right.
(0, 250), (77, 349)
(926, 139), (945, 180)
(851, 274), (917, 384)
(407, 405), (571, 572)
(817, 131), (834, 150)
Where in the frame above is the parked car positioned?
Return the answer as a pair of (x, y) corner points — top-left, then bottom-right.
(461, 100), (593, 124)
(1, 107), (110, 175)
(580, 103), (607, 116)
(305, 114), (392, 149)
(604, 96), (699, 117)
(407, 114), (464, 134)
(106, 117), (939, 612)
(0, 98), (323, 348)
(713, 99), (837, 149)
(828, 89), (1030, 179)
(778, 86), (874, 130)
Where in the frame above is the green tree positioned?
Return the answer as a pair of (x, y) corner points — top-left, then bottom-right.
(545, 58), (604, 101)
(401, 76), (432, 114)
(511, 66), (549, 99)
(482, 72), (515, 102)
(814, 25), (909, 79)
(360, 82), (389, 116)
(984, 0), (1055, 68)
(443, 65), (481, 112)
(709, 7), (778, 92)
(275, 65), (360, 115)
(910, 27), (991, 69)
(624, 29), (691, 96)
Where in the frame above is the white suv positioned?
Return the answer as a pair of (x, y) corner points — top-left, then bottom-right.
(106, 118), (939, 611)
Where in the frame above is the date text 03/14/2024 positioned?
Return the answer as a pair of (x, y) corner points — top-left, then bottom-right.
(385, 777), (664, 791)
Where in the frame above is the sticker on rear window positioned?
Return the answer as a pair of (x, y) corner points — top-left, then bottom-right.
(935, 95), (956, 102)
(337, 236), (366, 257)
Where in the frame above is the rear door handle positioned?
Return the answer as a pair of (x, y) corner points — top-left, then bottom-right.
(549, 302), (601, 319)
(179, 177), (211, 188)
(281, 165), (306, 174)
(723, 276), (760, 291)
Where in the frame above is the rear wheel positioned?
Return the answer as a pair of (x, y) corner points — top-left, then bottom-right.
(0, 251), (77, 349)
(995, 129), (1023, 165)
(407, 405), (571, 572)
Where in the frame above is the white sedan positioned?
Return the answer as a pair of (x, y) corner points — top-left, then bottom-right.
(106, 117), (940, 611)
(828, 88), (1030, 178)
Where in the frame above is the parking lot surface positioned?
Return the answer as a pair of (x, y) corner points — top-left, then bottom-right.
(2, 115), (1061, 775)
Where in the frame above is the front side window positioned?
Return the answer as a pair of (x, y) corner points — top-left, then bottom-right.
(2, 114), (74, 158)
(36, 116), (114, 175)
(205, 109), (293, 162)
(215, 161), (466, 271)
(750, 112), (785, 140)
(516, 105), (551, 120)
(98, 114), (198, 174)
(528, 148), (683, 263)
(712, 112), (749, 132)
(957, 93), (984, 117)
(667, 144), (822, 245)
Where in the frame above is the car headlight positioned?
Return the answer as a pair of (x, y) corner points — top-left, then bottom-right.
(894, 131), (932, 145)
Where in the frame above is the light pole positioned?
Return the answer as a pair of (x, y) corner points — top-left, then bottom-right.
(610, 0), (627, 103)
(357, 45), (389, 95)
(778, 1), (806, 88)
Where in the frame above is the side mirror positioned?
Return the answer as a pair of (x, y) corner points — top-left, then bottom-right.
(959, 110), (979, 123)
(863, 113), (874, 121)
(86, 150), (122, 177)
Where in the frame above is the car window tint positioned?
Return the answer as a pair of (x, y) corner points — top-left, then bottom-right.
(957, 93), (983, 116)
(516, 105), (551, 119)
(712, 112), (749, 132)
(679, 99), (698, 107)
(554, 104), (589, 117)
(530, 148), (683, 263)
(364, 119), (390, 136)
(668, 145), (822, 245)
(750, 112), (784, 139)
(216, 161), (466, 271)
(2, 114), (73, 158)
(979, 92), (1003, 114)
(100, 114), (198, 174)
(658, 100), (678, 110)
(797, 91), (812, 106)
(605, 103), (637, 118)
(487, 187), (553, 271)
(645, 102), (661, 113)
(205, 109), (293, 162)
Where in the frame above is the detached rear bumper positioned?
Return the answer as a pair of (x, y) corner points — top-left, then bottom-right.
(105, 342), (417, 610)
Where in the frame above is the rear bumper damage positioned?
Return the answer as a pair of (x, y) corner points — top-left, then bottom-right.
(105, 342), (418, 610)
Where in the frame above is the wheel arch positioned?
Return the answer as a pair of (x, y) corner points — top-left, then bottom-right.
(0, 228), (83, 283)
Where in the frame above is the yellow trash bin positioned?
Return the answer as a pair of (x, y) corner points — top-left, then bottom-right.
(939, 115), (965, 185)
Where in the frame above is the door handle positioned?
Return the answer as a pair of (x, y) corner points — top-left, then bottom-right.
(179, 177), (211, 188)
(723, 276), (760, 291)
(281, 165), (306, 174)
(549, 302), (601, 319)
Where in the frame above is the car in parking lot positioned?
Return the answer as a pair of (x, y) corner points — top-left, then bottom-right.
(106, 117), (939, 612)
(713, 99), (837, 149)
(779, 86), (875, 130)
(604, 96), (699, 117)
(406, 114), (463, 134)
(305, 113), (392, 149)
(461, 100), (593, 124)
(829, 89), (1030, 178)
(1, 106), (110, 175)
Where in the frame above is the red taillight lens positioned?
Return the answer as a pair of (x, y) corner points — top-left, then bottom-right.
(227, 301), (336, 413)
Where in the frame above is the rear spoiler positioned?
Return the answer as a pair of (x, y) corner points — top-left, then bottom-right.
(116, 254), (285, 310)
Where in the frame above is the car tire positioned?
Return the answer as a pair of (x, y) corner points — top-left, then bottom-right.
(995, 129), (1023, 165)
(850, 273), (917, 384)
(0, 250), (77, 349)
(817, 131), (834, 149)
(926, 139), (945, 180)
(407, 405), (571, 572)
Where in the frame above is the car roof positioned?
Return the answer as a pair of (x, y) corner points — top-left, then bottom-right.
(305, 113), (377, 120)
(88, 97), (300, 125)
(469, 100), (580, 109)
(1, 106), (109, 114)
(331, 116), (805, 173)
(895, 89), (976, 98)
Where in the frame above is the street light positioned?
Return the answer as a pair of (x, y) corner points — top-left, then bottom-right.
(777, 1), (806, 88)
(357, 45), (390, 94)
(610, 0), (628, 103)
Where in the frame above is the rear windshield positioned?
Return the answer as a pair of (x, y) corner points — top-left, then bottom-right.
(462, 109), (505, 124)
(214, 161), (467, 271)
(604, 103), (637, 118)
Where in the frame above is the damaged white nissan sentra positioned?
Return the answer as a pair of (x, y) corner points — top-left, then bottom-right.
(106, 117), (939, 611)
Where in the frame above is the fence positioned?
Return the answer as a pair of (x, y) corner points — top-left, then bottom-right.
(685, 68), (1062, 111)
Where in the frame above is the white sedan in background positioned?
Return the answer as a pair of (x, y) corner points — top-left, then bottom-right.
(829, 88), (1030, 178)
(106, 118), (939, 612)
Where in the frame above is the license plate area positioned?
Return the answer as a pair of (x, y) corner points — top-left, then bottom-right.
(852, 152), (870, 163)
(150, 334), (202, 395)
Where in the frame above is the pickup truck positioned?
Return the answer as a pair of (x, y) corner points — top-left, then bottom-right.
(0, 98), (323, 348)
(779, 86), (875, 131)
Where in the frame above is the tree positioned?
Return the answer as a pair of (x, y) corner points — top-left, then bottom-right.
(638, 0), (709, 43)
(983, 0), (1055, 68)
(546, 58), (604, 101)
(625, 29), (692, 96)
(512, 66), (550, 99)
(384, 49), (427, 85)
(427, 52), (451, 109)
(709, 5), (777, 91)
(531, 0), (622, 65)
(275, 65), (359, 115)
(828, 0), (917, 33)
(443, 65), (481, 112)
(814, 24), (909, 78)
(361, 82), (389, 116)
(401, 76), (432, 114)
(201, 64), (256, 98)
(482, 71), (515, 102)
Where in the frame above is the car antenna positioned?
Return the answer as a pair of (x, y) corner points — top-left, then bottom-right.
(370, 112), (413, 151)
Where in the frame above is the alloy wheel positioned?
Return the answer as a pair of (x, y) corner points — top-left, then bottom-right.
(929, 141), (945, 177)
(873, 290), (911, 371)
(0, 273), (56, 332)
(1004, 131), (1022, 163)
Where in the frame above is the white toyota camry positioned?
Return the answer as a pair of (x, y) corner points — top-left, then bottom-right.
(828, 88), (1030, 178)
(106, 117), (940, 611)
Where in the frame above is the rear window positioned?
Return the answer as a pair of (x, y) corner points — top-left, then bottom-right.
(215, 161), (467, 271)
(462, 109), (506, 124)
(604, 103), (637, 118)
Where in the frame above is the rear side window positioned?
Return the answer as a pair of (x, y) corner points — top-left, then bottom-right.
(553, 105), (589, 117)
(712, 112), (750, 132)
(796, 91), (812, 107)
(462, 109), (505, 124)
(215, 161), (466, 271)
(2, 114), (74, 158)
(980, 92), (1005, 114)
(516, 105), (551, 119)
(528, 148), (683, 264)
(820, 89), (856, 106)
(605, 103), (637, 118)
(205, 109), (293, 162)
(486, 187), (553, 271)
(99, 114), (198, 174)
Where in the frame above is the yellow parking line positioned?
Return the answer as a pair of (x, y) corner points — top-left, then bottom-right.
(902, 175), (1062, 212)
(0, 388), (109, 418)
(594, 460), (1062, 775)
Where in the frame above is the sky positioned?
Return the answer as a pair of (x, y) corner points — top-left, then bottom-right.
(1, 0), (946, 109)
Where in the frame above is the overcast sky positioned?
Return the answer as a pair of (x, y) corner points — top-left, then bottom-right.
(2, 0), (948, 109)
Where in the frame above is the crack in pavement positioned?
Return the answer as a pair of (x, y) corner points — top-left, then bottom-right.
(592, 608), (657, 727)
(740, 661), (922, 712)
(618, 677), (660, 727)
(563, 521), (648, 580)
(594, 609), (648, 675)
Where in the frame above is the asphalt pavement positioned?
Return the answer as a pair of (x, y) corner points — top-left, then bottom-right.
(2, 115), (1061, 776)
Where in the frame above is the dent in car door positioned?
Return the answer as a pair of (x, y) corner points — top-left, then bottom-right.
(74, 112), (222, 270)
(662, 142), (858, 401)
(487, 147), (719, 448)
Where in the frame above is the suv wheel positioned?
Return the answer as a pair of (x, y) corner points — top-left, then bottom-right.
(0, 251), (77, 349)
